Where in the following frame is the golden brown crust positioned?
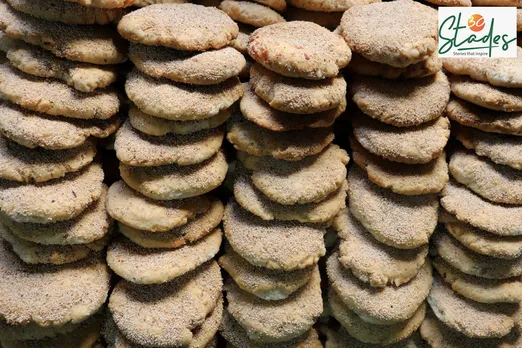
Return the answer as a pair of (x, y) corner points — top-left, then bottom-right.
(227, 113), (334, 161)
(0, 64), (120, 120)
(106, 229), (222, 284)
(129, 44), (245, 85)
(329, 288), (427, 345)
(351, 136), (448, 195)
(341, 0), (437, 67)
(223, 201), (326, 271)
(250, 63), (346, 114)
(440, 180), (522, 236)
(0, 101), (120, 150)
(352, 113), (450, 164)
(106, 181), (211, 232)
(248, 21), (350, 79)
(0, 0), (127, 64)
(427, 275), (516, 338)
(225, 268), (322, 343)
(220, 1), (285, 28)
(0, 137), (95, 183)
(351, 71), (450, 127)
(348, 166), (438, 249)
(240, 84), (344, 131)
(125, 69), (243, 120)
(117, 3), (238, 50)
(120, 151), (228, 200)
(327, 252), (432, 325)
(115, 120), (224, 166)
(0, 163), (104, 224)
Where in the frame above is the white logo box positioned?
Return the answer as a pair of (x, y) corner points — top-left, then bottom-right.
(438, 7), (517, 58)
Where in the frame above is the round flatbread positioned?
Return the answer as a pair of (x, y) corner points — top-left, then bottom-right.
(287, 0), (379, 12)
(350, 137), (448, 195)
(440, 180), (522, 236)
(445, 221), (522, 260)
(0, 163), (103, 224)
(219, 249), (315, 301)
(118, 197), (223, 249)
(225, 267), (322, 343)
(0, 101), (120, 150)
(453, 124), (522, 170)
(427, 275), (516, 338)
(352, 113), (450, 164)
(6, 40), (117, 93)
(120, 151), (228, 200)
(433, 257), (522, 304)
(0, 137), (95, 183)
(234, 167), (347, 223)
(223, 201), (326, 271)
(248, 21), (350, 80)
(326, 325), (426, 348)
(241, 82), (344, 132)
(284, 8), (340, 30)
(0, 223), (107, 265)
(328, 288), (426, 346)
(351, 72), (449, 127)
(341, 0), (437, 68)
(450, 75), (522, 112)
(0, 241), (110, 340)
(447, 98), (522, 136)
(103, 298), (222, 348)
(334, 208), (429, 287)
(108, 261), (222, 347)
(239, 144), (349, 205)
(115, 120), (223, 167)
(0, 64), (119, 120)
(348, 52), (442, 79)
(2, 185), (112, 245)
(433, 229), (522, 280)
(227, 114), (334, 161)
(250, 63), (347, 114)
(220, 1), (285, 28)
(420, 310), (521, 348)
(125, 69), (243, 120)
(106, 181), (211, 232)
(117, 3), (238, 50)
(129, 43), (245, 85)
(0, 1), (127, 64)
(129, 104), (230, 136)
(5, 0), (123, 25)
(107, 229), (222, 284)
(219, 310), (322, 348)
(442, 47), (522, 88)
(449, 148), (522, 204)
(347, 166), (438, 249)
(327, 252), (432, 325)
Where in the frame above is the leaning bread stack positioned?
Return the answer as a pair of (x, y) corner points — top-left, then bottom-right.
(0, 0), (129, 345)
(219, 20), (350, 347)
(102, 3), (246, 347)
(325, 0), (451, 345)
(421, 50), (522, 347)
